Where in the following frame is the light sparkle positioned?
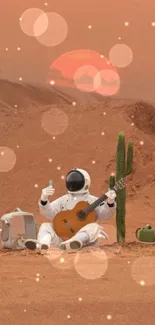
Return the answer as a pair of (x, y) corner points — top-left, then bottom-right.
(50, 80), (55, 85)
(60, 257), (65, 263)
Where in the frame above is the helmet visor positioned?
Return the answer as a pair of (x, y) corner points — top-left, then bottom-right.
(66, 170), (85, 192)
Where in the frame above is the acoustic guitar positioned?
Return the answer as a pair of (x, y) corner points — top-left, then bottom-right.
(53, 178), (125, 240)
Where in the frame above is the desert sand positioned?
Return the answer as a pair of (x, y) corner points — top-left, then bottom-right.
(0, 81), (155, 324)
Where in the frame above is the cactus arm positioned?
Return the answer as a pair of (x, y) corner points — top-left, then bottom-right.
(116, 132), (126, 181)
(109, 175), (116, 189)
(126, 142), (133, 176)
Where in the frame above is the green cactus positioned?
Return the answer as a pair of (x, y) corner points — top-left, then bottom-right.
(109, 174), (116, 189)
(126, 142), (133, 175)
(115, 132), (133, 242)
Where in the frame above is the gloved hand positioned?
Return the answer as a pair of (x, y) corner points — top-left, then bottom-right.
(105, 189), (116, 204)
(41, 185), (55, 201)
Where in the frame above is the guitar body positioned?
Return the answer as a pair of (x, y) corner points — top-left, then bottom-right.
(53, 201), (97, 240)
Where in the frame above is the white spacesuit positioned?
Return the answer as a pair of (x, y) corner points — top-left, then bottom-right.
(25, 168), (116, 251)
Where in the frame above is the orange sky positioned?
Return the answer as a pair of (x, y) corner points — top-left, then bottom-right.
(1, 0), (155, 102)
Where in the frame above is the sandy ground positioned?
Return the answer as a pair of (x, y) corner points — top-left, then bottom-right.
(1, 82), (155, 324)
(1, 244), (155, 325)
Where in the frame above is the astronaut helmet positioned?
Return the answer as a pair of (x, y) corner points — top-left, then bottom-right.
(66, 168), (91, 194)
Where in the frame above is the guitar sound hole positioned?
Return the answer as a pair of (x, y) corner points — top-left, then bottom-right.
(77, 210), (86, 220)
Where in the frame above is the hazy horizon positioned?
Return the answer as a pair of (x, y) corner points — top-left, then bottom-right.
(1, 0), (155, 103)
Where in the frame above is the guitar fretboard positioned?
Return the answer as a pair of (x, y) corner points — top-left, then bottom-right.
(83, 194), (107, 216)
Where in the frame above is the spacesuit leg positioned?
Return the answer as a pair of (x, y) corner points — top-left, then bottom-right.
(78, 223), (104, 243)
(59, 223), (103, 251)
(60, 231), (89, 250)
(25, 223), (63, 250)
(38, 222), (63, 248)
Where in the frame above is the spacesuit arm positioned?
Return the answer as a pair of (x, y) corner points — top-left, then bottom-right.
(95, 201), (116, 221)
(38, 197), (62, 221)
(88, 195), (116, 220)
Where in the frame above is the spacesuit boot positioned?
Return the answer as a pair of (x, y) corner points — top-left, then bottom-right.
(25, 239), (41, 250)
(25, 227), (52, 250)
(60, 231), (89, 251)
(25, 237), (50, 250)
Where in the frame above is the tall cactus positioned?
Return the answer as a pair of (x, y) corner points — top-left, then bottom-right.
(116, 132), (133, 242)
(109, 132), (133, 242)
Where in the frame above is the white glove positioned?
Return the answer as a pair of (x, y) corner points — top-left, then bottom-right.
(105, 189), (116, 204)
(41, 185), (55, 201)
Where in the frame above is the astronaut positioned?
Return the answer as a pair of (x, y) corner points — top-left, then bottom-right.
(25, 168), (116, 251)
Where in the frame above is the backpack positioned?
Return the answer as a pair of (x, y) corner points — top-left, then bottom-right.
(0, 208), (37, 250)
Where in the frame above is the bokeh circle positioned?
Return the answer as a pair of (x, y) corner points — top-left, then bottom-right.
(36, 12), (68, 47)
(74, 248), (108, 280)
(0, 147), (16, 172)
(94, 69), (120, 96)
(109, 44), (133, 68)
(74, 65), (99, 92)
(19, 8), (47, 37)
(41, 107), (69, 136)
(45, 250), (74, 270)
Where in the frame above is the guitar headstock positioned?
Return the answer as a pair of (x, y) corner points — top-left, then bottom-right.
(113, 178), (125, 191)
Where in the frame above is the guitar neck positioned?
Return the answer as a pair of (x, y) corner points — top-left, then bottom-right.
(83, 178), (125, 216)
(84, 193), (108, 215)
